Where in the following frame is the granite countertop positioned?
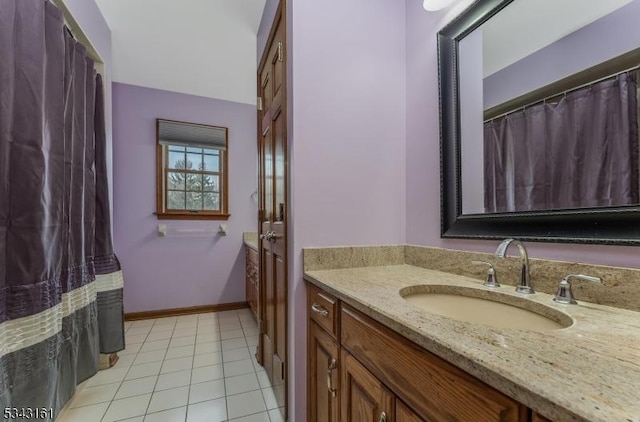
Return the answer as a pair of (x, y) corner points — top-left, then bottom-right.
(243, 232), (258, 251)
(304, 264), (640, 422)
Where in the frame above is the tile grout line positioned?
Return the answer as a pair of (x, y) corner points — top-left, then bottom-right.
(67, 311), (268, 422)
(186, 312), (212, 422)
(244, 310), (277, 422)
(112, 317), (183, 421)
(68, 325), (146, 412)
(99, 318), (156, 422)
(220, 312), (230, 421)
(185, 316), (196, 422)
(141, 318), (176, 420)
(231, 309), (269, 421)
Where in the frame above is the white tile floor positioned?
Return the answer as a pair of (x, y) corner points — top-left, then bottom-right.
(57, 309), (285, 422)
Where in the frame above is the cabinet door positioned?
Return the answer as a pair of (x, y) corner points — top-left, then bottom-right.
(397, 401), (427, 422)
(308, 321), (340, 422)
(245, 248), (253, 307)
(341, 349), (394, 422)
(246, 247), (259, 319)
(251, 265), (259, 318)
(532, 413), (552, 422)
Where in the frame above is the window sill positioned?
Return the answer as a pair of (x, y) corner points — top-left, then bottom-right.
(155, 212), (231, 221)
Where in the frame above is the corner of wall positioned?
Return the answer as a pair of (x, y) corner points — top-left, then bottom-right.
(257, 0), (280, 61)
(59, 0), (114, 227)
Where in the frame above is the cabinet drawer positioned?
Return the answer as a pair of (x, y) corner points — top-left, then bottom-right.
(341, 304), (527, 422)
(308, 284), (339, 339)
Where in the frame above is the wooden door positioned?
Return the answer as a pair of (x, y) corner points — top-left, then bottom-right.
(341, 349), (395, 422)
(397, 401), (427, 422)
(308, 321), (340, 422)
(258, 2), (287, 418)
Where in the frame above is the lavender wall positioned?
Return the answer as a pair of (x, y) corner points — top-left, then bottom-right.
(259, 1), (640, 419)
(62, 0), (113, 203)
(484, 0), (640, 109)
(112, 83), (257, 313)
(405, 0), (640, 266)
(287, 0), (407, 419)
(257, 0), (279, 61)
(63, 0), (111, 69)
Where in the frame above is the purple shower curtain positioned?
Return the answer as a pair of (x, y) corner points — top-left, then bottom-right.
(484, 72), (639, 213)
(0, 0), (123, 416)
(94, 74), (125, 354)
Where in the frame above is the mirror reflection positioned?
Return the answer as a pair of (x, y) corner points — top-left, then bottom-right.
(459, 0), (640, 214)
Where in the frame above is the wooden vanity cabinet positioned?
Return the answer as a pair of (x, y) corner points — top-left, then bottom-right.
(309, 321), (340, 422)
(307, 282), (532, 422)
(245, 246), (259, 319)
(340, 305), (527, 422)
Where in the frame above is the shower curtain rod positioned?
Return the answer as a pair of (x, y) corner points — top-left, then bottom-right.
(485, 64), (640, 123)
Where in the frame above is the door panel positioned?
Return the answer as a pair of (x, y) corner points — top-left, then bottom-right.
(261, 130), (273, 221)
(275, 255), (287, 366)
(273, 44), (284, 100)
(397, 401), (427, 422)
(261, 247), (274, 378)
(341, 349), (395, 422)
(274, 103), (286, 224)
(263, 248), (274, 339)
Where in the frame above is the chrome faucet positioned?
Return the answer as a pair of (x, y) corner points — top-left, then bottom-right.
(495, 239), (534, 294)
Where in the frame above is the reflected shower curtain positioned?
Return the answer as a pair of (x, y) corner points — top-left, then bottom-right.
(0, 0), (124, 417)
(484, 72), (639, 213)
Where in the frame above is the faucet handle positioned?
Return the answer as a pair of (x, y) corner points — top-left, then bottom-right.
(471, 260), (500, 288)
(553, 274), (602, 305)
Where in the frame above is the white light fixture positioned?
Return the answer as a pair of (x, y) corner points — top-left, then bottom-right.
(423, 0), (457, 11)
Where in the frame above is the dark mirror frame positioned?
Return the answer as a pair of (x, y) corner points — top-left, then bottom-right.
(438, 0), (640, 246)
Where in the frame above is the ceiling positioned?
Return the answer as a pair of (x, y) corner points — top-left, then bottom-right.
(95, 0), (267, 104)
(95, 0), (267, 41)
(482, 0), (634, 76)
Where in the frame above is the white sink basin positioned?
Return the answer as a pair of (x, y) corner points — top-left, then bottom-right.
(400, 285), (573, 331)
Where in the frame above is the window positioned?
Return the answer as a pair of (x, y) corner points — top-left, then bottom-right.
(156, 119), (229, 219)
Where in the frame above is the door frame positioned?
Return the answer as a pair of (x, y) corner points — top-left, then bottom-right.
(257, 0), (289, 418)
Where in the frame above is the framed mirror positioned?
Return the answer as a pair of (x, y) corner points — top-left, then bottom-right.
(439, 0), (640, 245)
